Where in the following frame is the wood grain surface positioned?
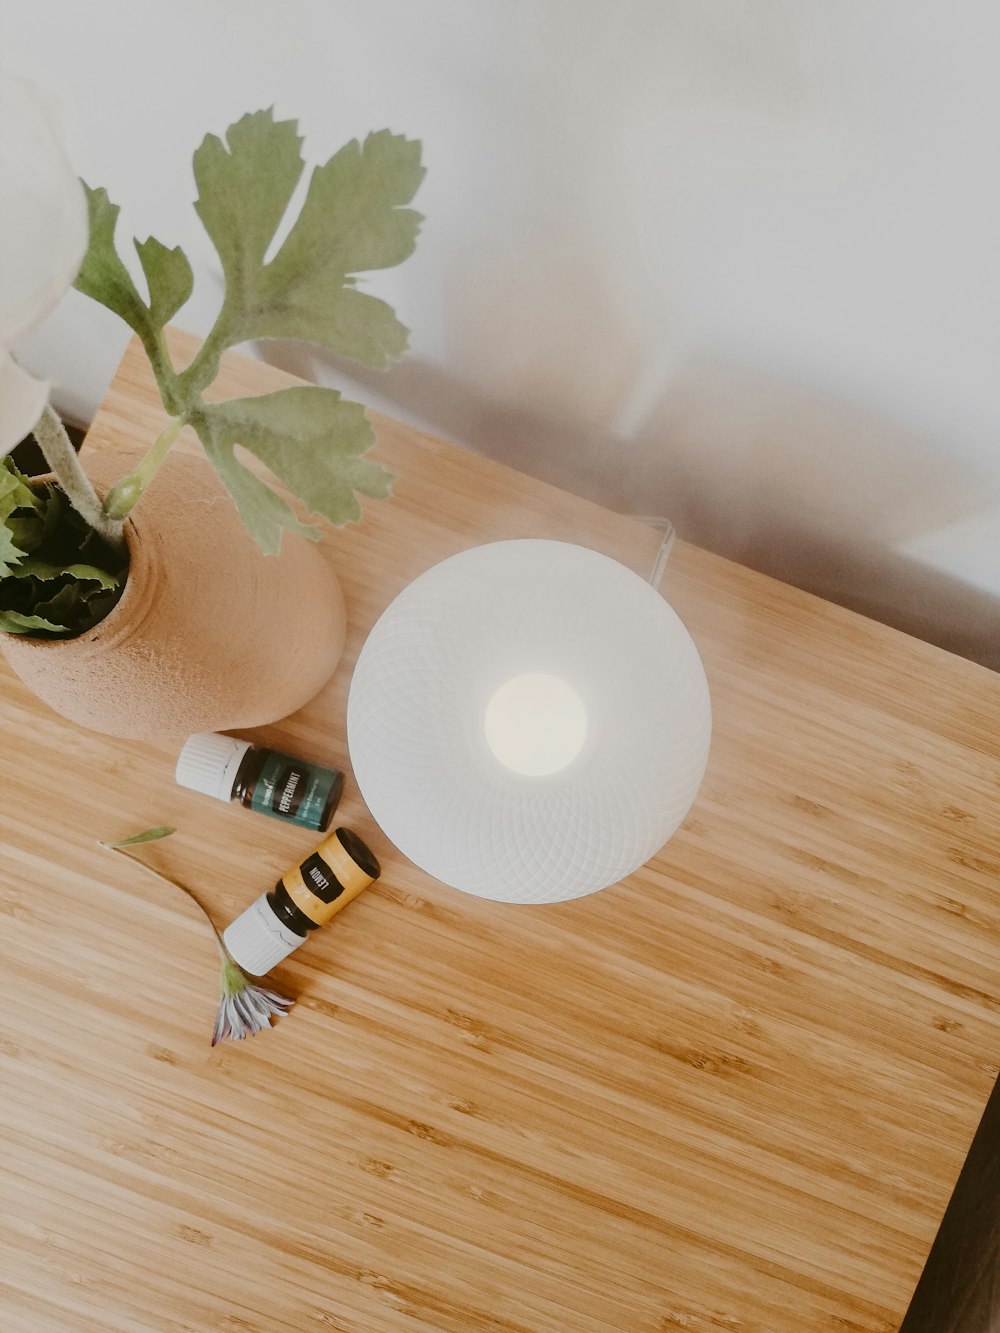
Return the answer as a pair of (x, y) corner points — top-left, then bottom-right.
(2, 327), (1000, 1332)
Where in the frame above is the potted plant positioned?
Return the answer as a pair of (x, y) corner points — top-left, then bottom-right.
(0, 77), (423, 740)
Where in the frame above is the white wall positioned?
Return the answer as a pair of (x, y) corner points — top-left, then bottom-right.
(6, 0), (1000, 665)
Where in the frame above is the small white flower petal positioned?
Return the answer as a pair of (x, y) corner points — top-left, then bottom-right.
(0, 351), (49, 455)
(232, 990), (265, 1034)
(211, 1006), (228, 1047)
(0, 77), (87, 348)
(225, 998), (246, 1041)
(240, 989), (274, 1027)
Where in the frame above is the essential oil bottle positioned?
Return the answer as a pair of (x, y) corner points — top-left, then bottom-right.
(223, 827), (381, 974)
(175, 732), (344, 833)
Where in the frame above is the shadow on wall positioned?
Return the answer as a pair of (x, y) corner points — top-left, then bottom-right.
(259, 341), (1000, 673)
(631, 358), (1000, 672)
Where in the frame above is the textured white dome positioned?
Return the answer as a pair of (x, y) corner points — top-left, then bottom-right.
(347, 540), (711, 903)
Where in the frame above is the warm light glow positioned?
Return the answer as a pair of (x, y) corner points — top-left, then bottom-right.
(484, 673), (588, 776)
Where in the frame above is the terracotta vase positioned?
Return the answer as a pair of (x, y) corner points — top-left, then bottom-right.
(1, 451), (347, 741)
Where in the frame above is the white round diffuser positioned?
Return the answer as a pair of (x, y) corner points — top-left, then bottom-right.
(347, 540), (711, 904)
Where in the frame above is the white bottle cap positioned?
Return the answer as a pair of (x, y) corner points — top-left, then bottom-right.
(175, 732), (253, 802)
(223, 893), (304, 975)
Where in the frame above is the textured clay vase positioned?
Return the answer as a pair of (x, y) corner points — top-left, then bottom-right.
(1, 451), (347, 741)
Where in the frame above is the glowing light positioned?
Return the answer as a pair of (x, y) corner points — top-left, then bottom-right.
(484, 672), (588, 777)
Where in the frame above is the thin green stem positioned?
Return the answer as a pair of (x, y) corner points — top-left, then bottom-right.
(102, 414), (188, 520)
(174, 297), (239, 401)
(104, 843), (229, 960)
(143, 329), (183, 417)
(32, 403), (126, 554)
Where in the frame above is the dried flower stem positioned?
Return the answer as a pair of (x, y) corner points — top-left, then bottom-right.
(101, 835), (295, 1044)
(105, 842), (228, 962)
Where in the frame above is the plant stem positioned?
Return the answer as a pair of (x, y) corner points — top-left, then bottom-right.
(105, 843), (229, 961)
(174, 298), (237, 401)
(143, 330), (183, 417)
(102, 414), (187, 520)
(32, 404), (127, 554)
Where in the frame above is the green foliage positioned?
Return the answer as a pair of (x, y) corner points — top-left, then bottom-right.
(192, 387), (391, 553)
(134, 236), (194, 328)
(69, 108), (422, 555)
(188, 116), (421, 382)
(190, 111), (305, 371)
(74, 185), (154, 337)
(100, 826), (176, 848)
(6, 108), (420, 641)
(0, 458), (127, 637)
(190, 408), (320, 556)
(236, 127), (423, 367)
(0, 518), (24, 579)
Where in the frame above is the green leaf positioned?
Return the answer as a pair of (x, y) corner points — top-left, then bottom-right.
(0, 610), (65, 635)
(0, 463), (128, 638)
(193, 109), (304, 303)
(179, 109), (306, 396)
(189, 114), (422, 370)
(73, 184), (155, 340)
(135, 235), (194, 327)
(79, 589), (121, 628)
(100, 826), (176, 849)
(4, 514), (43, 554)
(0, 470), (25, 513)
(0, 524), (25, 578)
(0, 464), (42, 523)
(251, 130), (423, 366)
(269, 130), (424, 278)
(33, 582), (81, 626)
(194, 387), (391, 550)
(257, 280), (411, 368)
(191, 409), (320, 555)
(41, 489), (66, 541)
(0, 461), (45, 561)
(1, 455), (34, 487)
(10, 558), (122, 590)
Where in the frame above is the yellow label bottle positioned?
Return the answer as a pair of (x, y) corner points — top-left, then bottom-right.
(223, 828), (380, 975)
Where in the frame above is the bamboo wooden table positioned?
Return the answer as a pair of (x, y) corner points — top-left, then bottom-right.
(2, 329), (1000, 1332)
